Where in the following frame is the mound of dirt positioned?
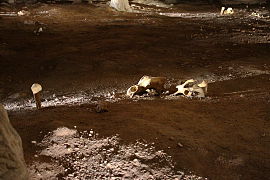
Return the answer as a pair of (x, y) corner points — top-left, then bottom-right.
(29, 127), (205, 180)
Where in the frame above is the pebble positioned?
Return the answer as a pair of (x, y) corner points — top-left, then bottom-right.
(95, 102), (108, 113)
(177, 142), (184, 148)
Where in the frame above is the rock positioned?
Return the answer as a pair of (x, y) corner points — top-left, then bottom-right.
(177, 142), (183, 148)
(0, 104), (28, 180)
(34, 27), (43, 35)
(94, 102), (108, 113)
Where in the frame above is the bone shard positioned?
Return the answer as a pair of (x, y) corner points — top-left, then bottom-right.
(220, 7), (226, 15)
(221, 7), (234, 15)
(198, 80), (208, 94)
(174, 79), (195, 95)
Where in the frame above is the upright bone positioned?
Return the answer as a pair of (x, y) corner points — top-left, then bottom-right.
(31, 83), (42, 109)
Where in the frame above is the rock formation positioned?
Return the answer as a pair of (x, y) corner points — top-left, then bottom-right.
(0, 104), (28, 180)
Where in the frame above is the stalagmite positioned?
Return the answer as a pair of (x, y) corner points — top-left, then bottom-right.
(0, 104), (28, 180)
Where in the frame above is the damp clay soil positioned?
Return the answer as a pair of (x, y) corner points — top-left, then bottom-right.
(0, 2), (270, 180)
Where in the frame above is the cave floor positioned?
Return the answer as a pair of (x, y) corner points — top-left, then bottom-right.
(0, 2), (270, 180)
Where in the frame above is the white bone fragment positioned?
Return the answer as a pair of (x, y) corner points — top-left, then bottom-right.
(197, 80), (208, 94)
(174, 79), (195, 96)
(17, 10), (29, 16)
(220, 7), (225, 15)
(224, 7), (234, 15)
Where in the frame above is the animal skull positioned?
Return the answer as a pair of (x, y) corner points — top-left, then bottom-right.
(127, 76), (166, 98)
(127, 85), (146, 98)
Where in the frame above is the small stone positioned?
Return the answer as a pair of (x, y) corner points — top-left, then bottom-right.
(177, 142), (183, 148)
(94, 102), (108, 113)
(31, 141), (37, 144)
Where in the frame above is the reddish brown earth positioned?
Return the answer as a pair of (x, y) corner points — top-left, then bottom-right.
(0, 2), (270, 180)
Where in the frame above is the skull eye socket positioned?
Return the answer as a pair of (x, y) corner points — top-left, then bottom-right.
(184, 90), (189, 95)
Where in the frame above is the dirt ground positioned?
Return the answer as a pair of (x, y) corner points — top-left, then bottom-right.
(0, 1), (270, 180)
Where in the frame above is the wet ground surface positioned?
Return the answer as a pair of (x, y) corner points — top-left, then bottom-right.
(0, 2), (270, 180)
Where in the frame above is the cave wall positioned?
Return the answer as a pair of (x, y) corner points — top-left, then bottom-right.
(220, 0), (266, 4)
(0, 105), (28, 180)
